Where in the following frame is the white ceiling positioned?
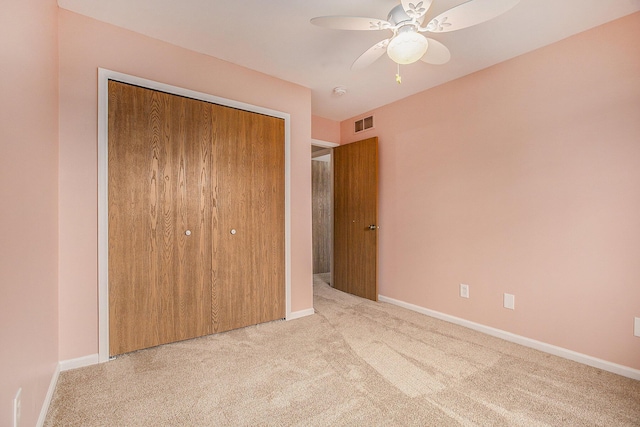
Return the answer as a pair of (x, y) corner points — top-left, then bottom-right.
(58, 0), (640, 121)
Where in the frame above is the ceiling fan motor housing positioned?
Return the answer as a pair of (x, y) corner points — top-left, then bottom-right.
(387, 4), (424, 26)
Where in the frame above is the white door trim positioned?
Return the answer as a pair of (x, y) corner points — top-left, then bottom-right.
(97, 68), (292, 362)
(311, 139), (339, 148)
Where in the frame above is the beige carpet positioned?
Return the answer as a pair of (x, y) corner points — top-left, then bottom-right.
(45, 276), (640, 426)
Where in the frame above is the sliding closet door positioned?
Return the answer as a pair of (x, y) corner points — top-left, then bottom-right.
(108, 81), (214, 356)
(213, 106), (285, 332)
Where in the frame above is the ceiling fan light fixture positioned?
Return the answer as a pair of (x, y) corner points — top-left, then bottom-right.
(387, 30), (428, 65)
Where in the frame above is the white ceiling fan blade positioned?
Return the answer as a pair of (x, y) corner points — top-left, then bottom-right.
(401, 0), (433, 20)
(311, 16), (391, 31)
(351, 39), (391, 70)
(420, 38), (451, 65)
(425, 0), (520, 33)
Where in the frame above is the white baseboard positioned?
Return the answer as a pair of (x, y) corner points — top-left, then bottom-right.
(59, 353), (100, 372)
(287, 308), (315, 321)
(37, 354), (100, 426)
(378, 294), (640, 381)
(36, 363), (60, 427)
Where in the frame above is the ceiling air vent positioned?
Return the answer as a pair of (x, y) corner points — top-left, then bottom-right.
(354, 115), (374, 133)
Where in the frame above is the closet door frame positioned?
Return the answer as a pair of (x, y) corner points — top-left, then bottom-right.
(97, 68), (292, 362)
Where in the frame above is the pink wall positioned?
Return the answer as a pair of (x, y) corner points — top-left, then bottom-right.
(58, 10), (313, 360)
(312, 115), (341, 144)
(0, 1), (59, 425)
(341, 13), (640, 370)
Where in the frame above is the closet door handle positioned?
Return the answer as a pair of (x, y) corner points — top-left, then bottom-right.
(230, 229), (237, 235)
(185, 230), (192, 236)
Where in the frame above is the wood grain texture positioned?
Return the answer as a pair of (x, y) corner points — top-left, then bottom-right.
(108, 81), (213, 355)
(213, 106), (285, 333)
(109, 81), (285, 354)
(333, 137), (378, 301)
(312, 160), (331, 274)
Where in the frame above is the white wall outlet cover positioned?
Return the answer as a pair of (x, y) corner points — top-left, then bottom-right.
(504, 293), (515, 310)
(634, 317), (640, 337)
(460, 284), (469, 298)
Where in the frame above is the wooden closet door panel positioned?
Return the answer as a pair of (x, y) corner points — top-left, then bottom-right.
(173, 91), (214, 341)
(108, 81), (213, 356)
(213, 106), (285, 333)
(253, 112), (286, 324)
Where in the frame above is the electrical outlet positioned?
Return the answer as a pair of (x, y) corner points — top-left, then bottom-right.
(13, 388), (21, 427)
(634, 317), (640, 337)
(504, 293), (515, 310)
(460, 284), (469, 299)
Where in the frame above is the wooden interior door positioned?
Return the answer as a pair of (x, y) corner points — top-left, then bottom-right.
(333, 137), (379, 301)
(108, 81), (213, 356)
(213, 106), (286, 332)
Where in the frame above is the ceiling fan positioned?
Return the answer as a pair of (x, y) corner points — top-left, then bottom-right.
(311, 0), (520, 82)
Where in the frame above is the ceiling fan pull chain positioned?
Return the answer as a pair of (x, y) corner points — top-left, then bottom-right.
(396, 63), (402, 84)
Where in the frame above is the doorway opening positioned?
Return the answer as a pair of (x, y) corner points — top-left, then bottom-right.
(311, 137), (379, 301)
(311, 142), (336, 288)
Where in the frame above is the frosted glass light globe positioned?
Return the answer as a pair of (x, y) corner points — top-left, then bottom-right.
(387, 31), (428, 65)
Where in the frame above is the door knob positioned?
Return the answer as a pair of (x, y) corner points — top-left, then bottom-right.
(369, 225), (379, 230)
(230, 229), (237, 235)
(185, 230), (192, 236)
